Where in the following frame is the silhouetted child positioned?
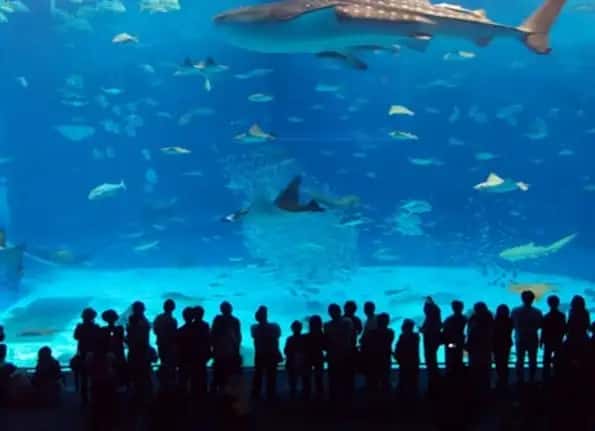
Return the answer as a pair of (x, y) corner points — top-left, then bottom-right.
(493, 304), (513, 390)
(250, 306), (281, 400)
(305, 315), (325, 398)
(153, 299), (178, 384)
(284, 320), (307, 399)
(541, 295), (566, 382)
(31, 346), (62, 406)
(361, 313), (394, 393)
(442, 300), (467, 378)
(395, 319), (419, 400)
(73, 307), (101, 405)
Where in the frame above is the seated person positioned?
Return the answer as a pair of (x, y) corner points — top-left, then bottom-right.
(32, 346), (63, 405)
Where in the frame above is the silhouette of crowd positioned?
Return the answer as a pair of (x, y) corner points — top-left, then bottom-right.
(1, 291), (595, 429)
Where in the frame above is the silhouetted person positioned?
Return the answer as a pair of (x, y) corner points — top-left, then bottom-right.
(126, 301), (154, 406)
(177, 306), (211, 400)
(324, 303), (355, 402)
(394, 319), (419, 400)
(442, 300), (467, 377)
(343, 300), (363, 343)
(73, 307), (101, 405)
(153, 299), (178, 384)
(305, 315), (325, 398)
(31, 346), (62, 406)
(511, 290), (542, 383)
(88, 350), (119, 431)
(284, 321), (307, 399)
(251, 306), (281, 400)
(420, 297), (442, 389)
(360, 301), (378, 386)
(541, 295), (566, 382)
(552, 318), (593, 431)
(361, 313), (394, 393)
(361, 301), (377, 343)
(493, 304), (513, 389)
(343, 300), (362, 392)
(466, 302), (494, 397)
(566, 295), (590, 343)
(211, 301), (242, 393)
(100, 309), (126, 388)
(0, 343), (17, 405)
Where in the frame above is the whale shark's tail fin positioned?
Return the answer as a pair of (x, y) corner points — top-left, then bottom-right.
(520, 0), (567, 54)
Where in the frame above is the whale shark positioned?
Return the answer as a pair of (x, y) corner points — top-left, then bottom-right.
(214, 0), (567, 65)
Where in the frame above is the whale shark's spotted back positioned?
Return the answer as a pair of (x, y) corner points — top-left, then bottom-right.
(214, 0), (567, 55)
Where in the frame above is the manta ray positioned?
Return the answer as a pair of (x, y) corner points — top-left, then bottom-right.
(222, 175), (325, 222)
(214, 0), (567, 66)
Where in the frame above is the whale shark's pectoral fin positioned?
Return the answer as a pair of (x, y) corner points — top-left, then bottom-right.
(274, 175), (302, 210)
(316, 51), (368, 70)
(474, 36), (493, 47)
(403, 34), (432, 52)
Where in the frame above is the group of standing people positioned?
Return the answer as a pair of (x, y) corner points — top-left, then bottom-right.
(2, 290), (595, 412)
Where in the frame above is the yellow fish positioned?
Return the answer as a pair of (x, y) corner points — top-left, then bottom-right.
(388, 105), (415, 116)
(508, 283), (555, 301)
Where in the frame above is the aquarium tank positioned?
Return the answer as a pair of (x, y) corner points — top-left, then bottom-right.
(0, 0), (594, 367)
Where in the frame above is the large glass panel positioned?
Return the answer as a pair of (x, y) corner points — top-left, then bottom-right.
(0, 0), (592, 367)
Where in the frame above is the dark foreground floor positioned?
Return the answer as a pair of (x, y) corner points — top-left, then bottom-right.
(2, 369), (594, 431)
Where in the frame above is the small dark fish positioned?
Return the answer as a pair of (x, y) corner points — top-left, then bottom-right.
(18, 328), (60, 337)
(161, 291), (204, 303)
(384, 288), (407, 296)
(305, 300), (324, 311)
(303, 287), (321, 295)
(209, 282), (224, 288)
(221, 207), (250, 223)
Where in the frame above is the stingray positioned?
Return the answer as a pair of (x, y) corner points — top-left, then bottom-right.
(55, 124), (95, 141)
(2, 296), (92, 338)
(214, 0), (567, 69)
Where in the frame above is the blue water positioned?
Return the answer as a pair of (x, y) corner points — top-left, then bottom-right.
(0, 0), (594, 366)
